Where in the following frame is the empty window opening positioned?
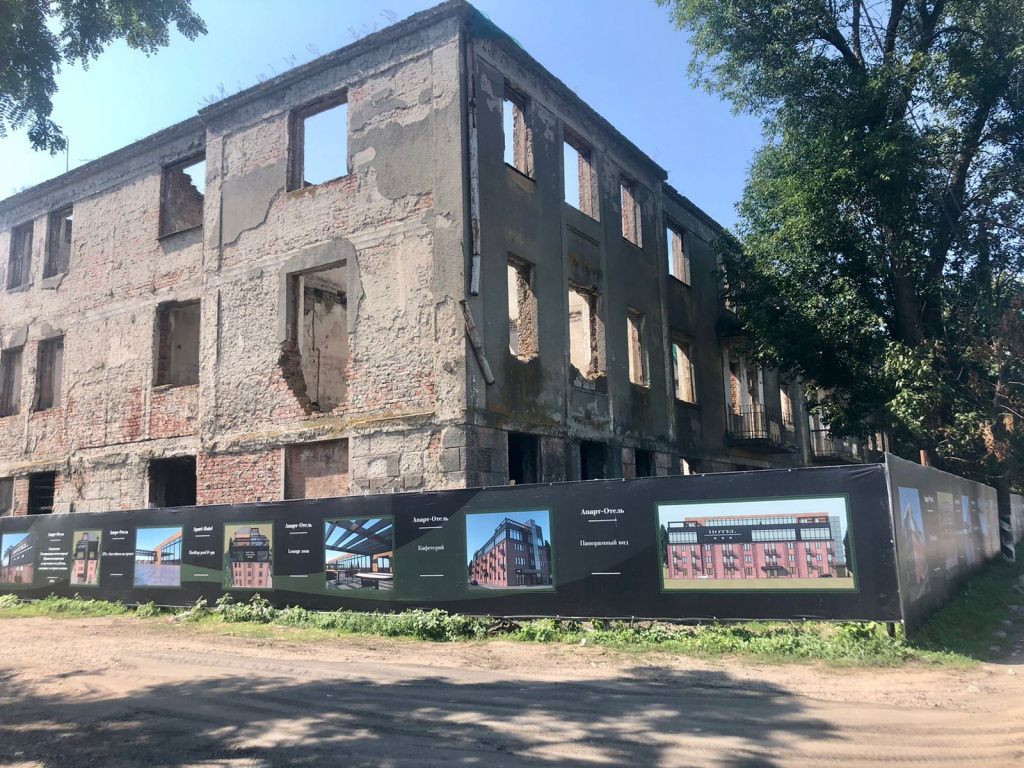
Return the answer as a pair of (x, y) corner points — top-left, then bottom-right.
(7, 222), (33, 289)
(0, 477), (12, 516)
(285, 439), (350, 499)
(503, 87), (534, 178)
(580, 440), (607, 481)
(564, 132), (598, 218)
(160, 157), (205, 236)
(680, 458), (700, 476)
(508, 432), (540, 485)
(627, 308), (648, 387)
(44, 207), (73, 278)
(667, 223), (690, 284)
(568, 284), (605, 379)
(635, 449), (655, 478)
(507, 257), (538, 360)
(28, 472), (56, 515)
(291, 98), (348, 189)
(620, 180), (642, 247)
(780, 385), (794, 426)
(148, 457), (197, 508)
(288, 266), (348, 412)
(672, 339), (696, 403)
(34, 336), (64, 411)
(155, 301), (201, 388)
(0, 346), (23, 417)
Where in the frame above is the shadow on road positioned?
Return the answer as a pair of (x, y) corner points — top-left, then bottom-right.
(0, 663), (838, 766)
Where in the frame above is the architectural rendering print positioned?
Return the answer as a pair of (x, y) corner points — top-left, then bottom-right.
(659, 498), (854, 590)
(224, 524), (273, 590)
(69, 530), (101, 586)
(0, 532), (35, 585)
(134, 526), (183, 587)
(467, 511), (552, 589)
(324, 518), (393, 590)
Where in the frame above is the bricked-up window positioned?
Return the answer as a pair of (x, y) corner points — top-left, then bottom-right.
(580, 440), (607, 480)
(667, 223), (690, 284)
(28, 471), (55, 515)
(507, 256), (538, 361)
(568, 284), (605, 379)
(508, 432), (539, 485)
(627, 308), (648, 387)
(503, 86), (533, 178)
(7, 222), (33, 289)
(285, 439), (349, 499)
(672, 338), (696, 403)
(621, 180), (642, 247)
(155, 301), (201, 387)
(34, 336), (63, 411)
(286, 265), (348, 412)
(0, 477), (12, 516)
(148, 457), (197, 508)
(160, 157), (205, 236)
(44, 206), (73, 278)
(290, 98), (348, 190)
(564, 131), (598, 218)
(0, 346), (23, 417)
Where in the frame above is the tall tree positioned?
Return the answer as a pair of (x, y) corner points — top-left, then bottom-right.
(660, 0), (1024, 488)
(1, 0), (206, 153)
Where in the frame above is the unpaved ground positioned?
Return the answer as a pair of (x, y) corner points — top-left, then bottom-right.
(0, 617), (1023, 767)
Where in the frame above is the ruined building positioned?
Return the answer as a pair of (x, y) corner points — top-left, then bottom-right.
(0, 2), (882, 517)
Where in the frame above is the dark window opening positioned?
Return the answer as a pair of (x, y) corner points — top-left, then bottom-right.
(160, 156), (205, 236)
(34, 336), (64, 411)
(155, 301), (200, 387)
(508, 432), (540, 485)
(635, 449), (655, 478)
(148, 457), (197, 508)
(28, 472), (56, 515)
(0, 346), (23, 417)
(7, 222), (33, 289)
(45, 207), (73, 277)
(580, 440), (606, 481)
(290, 97), (348, 190)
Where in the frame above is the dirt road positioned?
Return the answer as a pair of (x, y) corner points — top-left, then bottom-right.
(0, 617), (1022, 767)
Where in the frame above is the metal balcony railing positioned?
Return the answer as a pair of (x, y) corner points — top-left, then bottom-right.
(727, 404), (798, 451)
(810, 429), (862, 462)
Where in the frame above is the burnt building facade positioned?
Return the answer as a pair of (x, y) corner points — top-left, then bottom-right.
(0, 2), (877, 517)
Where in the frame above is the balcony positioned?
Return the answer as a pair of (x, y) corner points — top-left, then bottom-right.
(809, 429), (863, 464)
(727, 404), (799, 452)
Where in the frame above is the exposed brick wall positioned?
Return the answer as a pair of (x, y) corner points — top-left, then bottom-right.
(196, 450), (281, 506)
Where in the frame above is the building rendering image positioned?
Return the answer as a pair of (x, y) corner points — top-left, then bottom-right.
(660, 498), (853, 590)
(0, 1), (893, 521)
(325, 518), (393, 590)
(467, 512), (552, 589)
(134, 526), (183, 587)
(225, 525), (273, 590)
(70, 530), (101, 586)
(0, 532), (35, 585)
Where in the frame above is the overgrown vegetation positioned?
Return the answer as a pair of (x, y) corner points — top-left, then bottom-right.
(1, 556), (1020, 666)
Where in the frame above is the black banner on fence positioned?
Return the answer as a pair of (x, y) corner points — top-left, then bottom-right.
(885, 454), (1001, 631)
(1, 464), (901, 622)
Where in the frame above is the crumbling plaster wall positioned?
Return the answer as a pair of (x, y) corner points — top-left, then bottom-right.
(466, 36), (676, 483)
(0, 123), (207, 514)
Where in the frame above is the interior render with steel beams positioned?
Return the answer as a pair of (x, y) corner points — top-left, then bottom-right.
(0, 1), (891, 518)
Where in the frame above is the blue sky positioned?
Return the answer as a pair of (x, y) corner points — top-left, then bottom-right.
(0, 0), (762, 227)
(1, 533), (30, 566)
(659, 497), (850, 540)
(135, 526), (182, 554)
(466, 509), (550, 561)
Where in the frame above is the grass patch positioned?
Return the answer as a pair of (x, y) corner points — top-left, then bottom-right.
(2, 556), (1019, 666)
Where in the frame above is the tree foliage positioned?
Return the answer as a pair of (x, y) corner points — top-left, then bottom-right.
(660, 0), (1024, 487)
(1, 0), (206, 153)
